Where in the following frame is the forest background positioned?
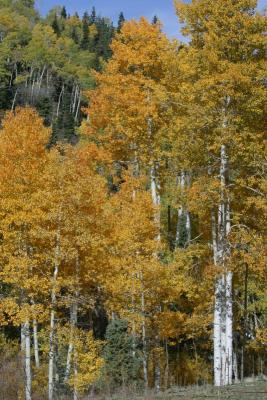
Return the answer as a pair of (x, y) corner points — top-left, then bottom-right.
(0, 1), (266, 399)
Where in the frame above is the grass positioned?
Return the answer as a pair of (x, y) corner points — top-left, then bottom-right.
(105, 381), (267, 400)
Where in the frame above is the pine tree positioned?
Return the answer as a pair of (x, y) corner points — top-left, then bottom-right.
(152, 15), (159, 25)
(90, 6), (96, 24)
(61, 6), (67, 19)
(117, 12), (125, 32)
(103, 318), (141, 387)
(51, 15), (60, 36)
(81, 12), (90, 50)
(51, 90), (77, 146)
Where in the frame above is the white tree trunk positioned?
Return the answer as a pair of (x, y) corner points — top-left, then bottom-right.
(150, 163), (161, 240)
(214, 275), (222, 387)
(141, 284), (148, 389)
(21, 323), (26, 352)
(64, 302), (78, 382)
(233, 351), (239, 383)
(186, 211), (191, 243)
(150, 163), (160, 207)
(73, 347), (78, 400)
(33, 318), (40, 368)
(221, 275), (226, 386)
(56, 85), (64, 117)
(48, 228), (60, 400)
(23, 320), (32, 400)
(64, 308), (74, 383)
(225, 271), (233, 385)
(176, 172), (191, 247)
(48, 308), (56, 400)
(213, 144), (233, 387)
(155, 360), (161, 393)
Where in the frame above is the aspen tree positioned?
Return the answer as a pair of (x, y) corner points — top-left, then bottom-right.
(0, 108), (50, 400)
(175, 0), (267, 386)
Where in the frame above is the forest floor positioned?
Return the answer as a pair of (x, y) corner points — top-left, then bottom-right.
(105, 381), (267, 400)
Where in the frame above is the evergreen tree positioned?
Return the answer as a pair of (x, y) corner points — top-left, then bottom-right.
(61, 5), (67, 19)
(21, 0), (34, 7)
(70, 26), (79, 44)
(117, 11), (125, 32)
(103, 318), (141, 387)
(50, 89), (77, 146)
(81, 12), (90, 50)
(36, 96), (53, 127)
(51, 15), (60, 36)
(90, 6), (96, 24)
(152, 15), (159, 25)
(95, 17), (114, 60)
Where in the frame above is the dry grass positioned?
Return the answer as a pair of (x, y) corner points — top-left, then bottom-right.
(93, 381), (267, 400)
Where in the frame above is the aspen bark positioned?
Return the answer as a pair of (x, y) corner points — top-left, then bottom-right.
(64, 306), (74, 382)
(64, 302), (78, 382)
(213, 275), (222, 387)
(141, 283), (148, 389)
(11, 90), (18, 111)
(56, 85), (64, 117)
(48, 227), (60, 400)
(75, 95), (81, 122)
(155, 360), (161, 393)
(213, 144), (233, 387)
(225, 271), (233, 385)
(175, 172), (191, 247)
(33, 318), (40, 368)
(23, 319), (32, 400)
(21, 323), (26, 353)
(65, 255), (79, 400)
(233, 351), (239, 383)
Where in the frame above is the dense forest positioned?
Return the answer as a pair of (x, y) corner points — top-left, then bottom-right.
(0, 1), (266, 399)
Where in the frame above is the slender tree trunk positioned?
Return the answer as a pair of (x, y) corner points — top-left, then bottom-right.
(48, 227), (60, 400)
(141, 283), (148, 389)
(33, 318), (40, 368)
(22, 319), (32, 400)
(214, 275), (223, 386)
(155, 358), (161, 393)
(65, 255), (79, 400)
(233, 351), (239, 383)
(225, 271), (233, 385)
(213, 144), (233, 387)
(150, 163), (162, 390)
(175, 171), (191, 247)
(70, 300), (78, 400)
(72, 85), (78, 114)
(64, 302), (78, 382)
(75, 95), (81, 122)
(64, 311), (74, 382)
(164, 340), (169, 389)
(241, 263), (249, 382)
(21, 323), (26, 352)
(57, 85), (64, 117)
(73, 346), (78, 400)
(11, 90), (18, 111)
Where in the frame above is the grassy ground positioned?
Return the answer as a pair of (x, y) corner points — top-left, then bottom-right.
(106, 381), (267, 400)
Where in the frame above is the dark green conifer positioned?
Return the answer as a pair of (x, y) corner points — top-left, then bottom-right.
(81, 12), (90, 50)
(51, 15), (60, 36)
(152, 15), (159, 25)
(90, 6), (96, 24)
(117, 11), (125, 32)
(50, 89), (77, 146)
(103, 318), (141, 387)
(61, 5), (67, 19)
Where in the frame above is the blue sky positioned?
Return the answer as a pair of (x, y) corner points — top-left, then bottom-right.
(35, 0), (267, 40)
(35, 0), (188, 39)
